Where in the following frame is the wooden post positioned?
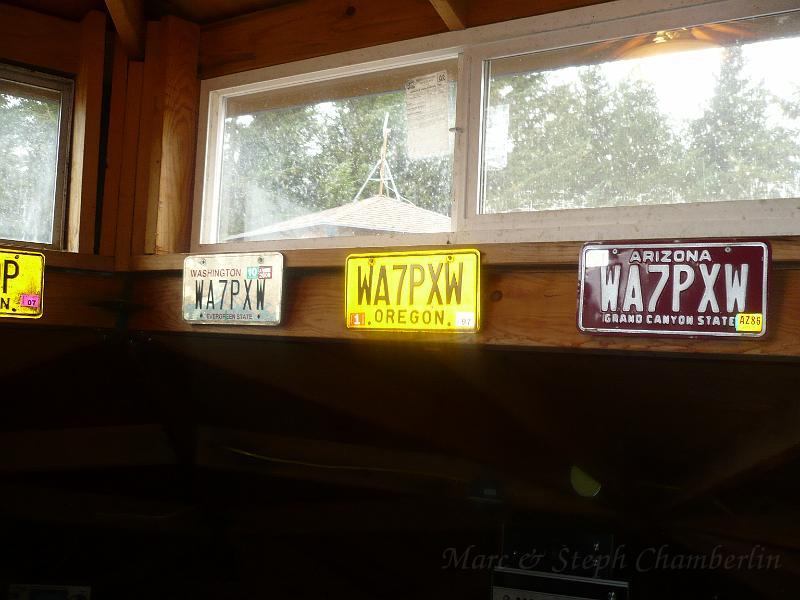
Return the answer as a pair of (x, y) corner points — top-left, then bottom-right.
(67, 10), (106, 253)
(132, 17), (200, 256)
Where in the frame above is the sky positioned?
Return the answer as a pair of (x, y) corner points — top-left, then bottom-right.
(549, 36), (800, 126)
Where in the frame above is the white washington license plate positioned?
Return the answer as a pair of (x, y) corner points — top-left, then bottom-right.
(182, 253), (284, 325)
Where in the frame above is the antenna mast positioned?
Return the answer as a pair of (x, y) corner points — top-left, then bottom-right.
(352, 112), (406, 203)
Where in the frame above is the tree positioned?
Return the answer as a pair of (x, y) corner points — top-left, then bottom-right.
(0, 90), (60, 243)
(684, 45), (800, 201)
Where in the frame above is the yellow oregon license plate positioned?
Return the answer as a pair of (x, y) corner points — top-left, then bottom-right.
(0, 248), (45, 319)
(345, 249), (480, 332)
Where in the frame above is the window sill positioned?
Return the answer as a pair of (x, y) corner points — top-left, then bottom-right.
(125, 236), (800, 272)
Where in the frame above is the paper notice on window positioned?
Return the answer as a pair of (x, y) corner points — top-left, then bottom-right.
(484, 104), (509, 170)
(405, 71), (450, 160)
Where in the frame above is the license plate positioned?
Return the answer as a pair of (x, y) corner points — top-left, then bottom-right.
(183, 253), (283, 325)
(578, 241), (769, 337)
(0, 248), (44, 319)
(346, 249), (480, 332)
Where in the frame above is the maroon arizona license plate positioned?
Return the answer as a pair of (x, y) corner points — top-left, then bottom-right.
(578, 241), (769, 338)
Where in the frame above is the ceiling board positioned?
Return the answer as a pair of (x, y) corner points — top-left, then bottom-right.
(1, 0), (104, 21)
(150, 0), (296, 25)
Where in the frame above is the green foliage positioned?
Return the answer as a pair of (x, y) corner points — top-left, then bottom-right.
(0, 91), (60, 243)
(686, 46), (800, 200)
(219, 90), (453, 240)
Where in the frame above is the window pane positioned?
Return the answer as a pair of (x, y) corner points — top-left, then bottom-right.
(0, 78), (62, 244)
(481, 12), (800, 214)
(215, 60), (456, 242)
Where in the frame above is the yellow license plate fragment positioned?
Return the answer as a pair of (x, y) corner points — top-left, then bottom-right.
(345, 249), (480, 332)
(0, 248), (45, 319)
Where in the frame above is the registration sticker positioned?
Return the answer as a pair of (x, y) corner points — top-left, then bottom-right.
(345, 249), (480, 332)
(735, 313), (763, 332)
(0, 248), (45, 319)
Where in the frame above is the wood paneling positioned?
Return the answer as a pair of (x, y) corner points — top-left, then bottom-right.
(0, 425), (176, 471)
(0, 0), (104, 23)
(16, 268), (125, 329)
(132, 21), (164, 255)
(115, 60), (144, 267)
(99, 39), (129, 257)
(132, 17), (200, 255)
(67, 10), (106, 253)
(0, 4), (82, 73)
(198, 427), (606, 516)
(466, 0), (612, 27)
(155, 16), (200, 255)
(127, 264), (800, 358)
(199, 0), (448, 79)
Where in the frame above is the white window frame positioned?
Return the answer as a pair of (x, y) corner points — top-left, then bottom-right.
(193, 0), (800, 253)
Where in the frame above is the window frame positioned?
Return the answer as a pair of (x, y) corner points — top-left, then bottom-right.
(0, 63), (74, 250)
(194, 0), (800, 253)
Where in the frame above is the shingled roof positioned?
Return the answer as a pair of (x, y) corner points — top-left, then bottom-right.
(226, 195), (452, 241)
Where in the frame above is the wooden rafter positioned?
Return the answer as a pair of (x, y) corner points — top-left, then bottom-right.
(430, 0), (468, 30)
(104, 0), (145, 59)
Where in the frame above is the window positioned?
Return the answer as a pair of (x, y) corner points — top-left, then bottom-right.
(0, 65), (72, 248)
(201, 57), (458, 244)
(479, 12), (800, 214)
(197, 0), (800, 249)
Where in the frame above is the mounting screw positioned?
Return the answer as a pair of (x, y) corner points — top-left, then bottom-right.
(612, 248), (619, 255)
(725, 246), (732, 253)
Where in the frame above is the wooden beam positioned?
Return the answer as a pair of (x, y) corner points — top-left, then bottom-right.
(67, 10), (106, 253)
(430, 0), (468, 30)
(0, 426), (177, 471)
(128, 265), (800, 358)
(199, 0), (448, 79)
(0, 4), (81, 74)
(104, 0), (145, 59)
